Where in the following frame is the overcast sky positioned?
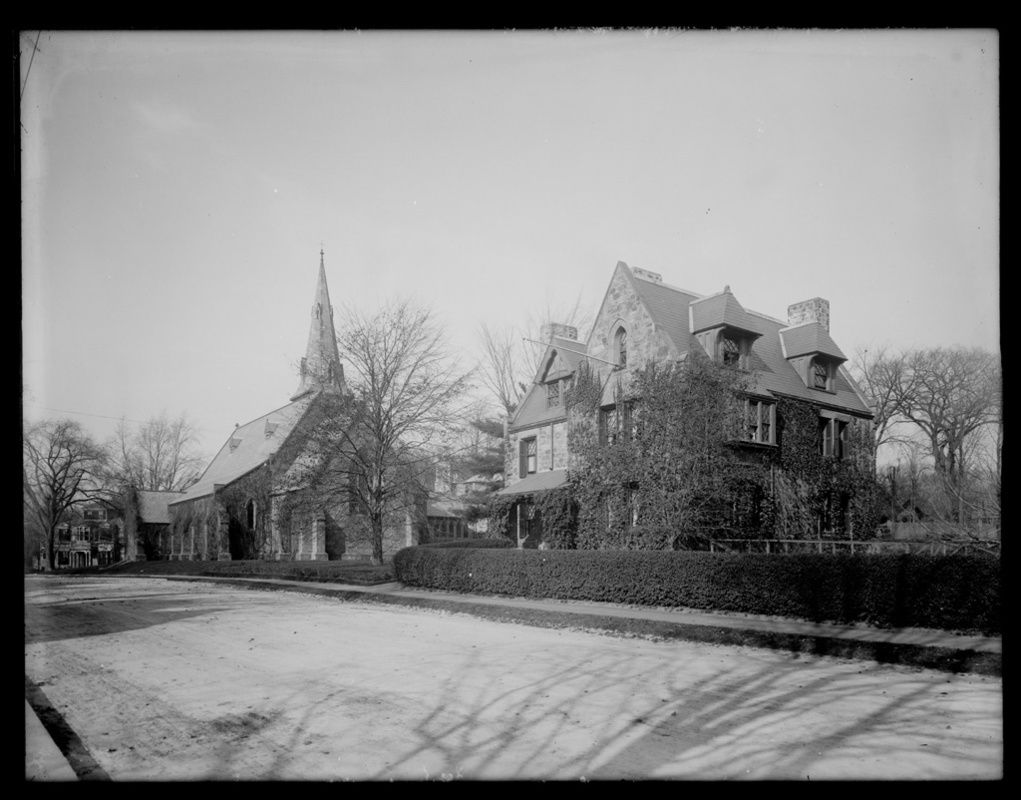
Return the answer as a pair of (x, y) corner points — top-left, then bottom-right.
(21, 29), (999, 461)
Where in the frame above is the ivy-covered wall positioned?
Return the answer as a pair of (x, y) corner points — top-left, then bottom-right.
(491, 357), (881, 550)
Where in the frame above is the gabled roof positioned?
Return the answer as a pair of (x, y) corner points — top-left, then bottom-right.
(509, 336), (587, 429)
(169, 394), (318, 506)
(626, 269), (703, 356)
(508, 262), (872, 429)
(779, 322), (848, 361)
(136, 490), (184, 524)
(539, 336), (588, 381)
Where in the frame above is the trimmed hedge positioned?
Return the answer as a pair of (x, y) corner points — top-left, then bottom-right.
(417, 537), (515, 549)
(392, 548), (1001, 635)
(107, 559), (395, 585)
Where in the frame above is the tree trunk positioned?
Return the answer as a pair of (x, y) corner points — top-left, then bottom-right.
(370, 512), (385, 565)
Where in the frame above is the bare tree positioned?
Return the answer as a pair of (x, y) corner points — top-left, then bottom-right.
(106, 411), (206, 492)
(857, 345), (1001, 536)
(288, 299), (475, 564)
(892, 347), (1000, 524)
(477, 323), (525, 416)
(850, 345), (909, 456)
(476, 292), (592, 416)
(24, 419), (109, 569)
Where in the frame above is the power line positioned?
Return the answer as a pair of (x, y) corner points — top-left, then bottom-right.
(23, 404), (221, 436)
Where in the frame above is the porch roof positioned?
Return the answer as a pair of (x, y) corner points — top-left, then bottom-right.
(496, 469), (569, 497)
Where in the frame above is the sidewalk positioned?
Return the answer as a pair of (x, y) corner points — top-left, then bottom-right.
(26, 700), (77, 782)
(173, 575), (1002, 675)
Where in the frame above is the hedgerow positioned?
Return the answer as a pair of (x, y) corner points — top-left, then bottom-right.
(417, 537), (515, 549)
(391, 548), (1000, 634)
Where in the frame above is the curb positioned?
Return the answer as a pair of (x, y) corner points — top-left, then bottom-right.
(25, 677), (110, 782)
(165, 575), (1003, 677)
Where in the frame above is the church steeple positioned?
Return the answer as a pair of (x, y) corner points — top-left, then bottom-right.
(291, 250), (346, 401)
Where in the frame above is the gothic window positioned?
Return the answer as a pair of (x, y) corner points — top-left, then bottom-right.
(615, 327), (628, 368)
(246, 499), (256, 530)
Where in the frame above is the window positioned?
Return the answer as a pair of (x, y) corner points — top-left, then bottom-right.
(73, 526), (90, 542)
(721, 335), (742, 367)
(519, 437), (538, 478)
(626, 486), (640, 527)
(821, 418), (848, 458)
(813, 359), (833, 391)
(600, 402), (638, 445)
(615, 327), (628, 368)
(745, 399), (776, 445)
(546, 380), (561, 408)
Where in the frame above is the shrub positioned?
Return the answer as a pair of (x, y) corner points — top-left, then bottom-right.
(391, 548), (1000, 634)
(416, 537), (515, 549)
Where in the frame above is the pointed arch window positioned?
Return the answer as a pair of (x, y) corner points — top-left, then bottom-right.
(615, 327), (628, 368)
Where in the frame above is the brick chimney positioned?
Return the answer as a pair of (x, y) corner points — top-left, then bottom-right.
(541, 322), (578, 342)
(787, 298), (830, 331)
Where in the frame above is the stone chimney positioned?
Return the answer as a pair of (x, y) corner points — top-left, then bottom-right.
(541, 322), (578, 342)
(787, 297), (830, 332)
(632, 267), (663, 283)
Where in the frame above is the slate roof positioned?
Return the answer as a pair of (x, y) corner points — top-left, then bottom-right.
(137, 490), (184, 524)
(628, 274), (703, 356)
(169, 395), (317, 506)
(779, 322), (848, 361)
(689, 289), (760, 335)
(509, 264), (871, 433)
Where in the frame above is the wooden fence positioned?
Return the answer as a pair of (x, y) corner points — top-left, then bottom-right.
(708, 538), (1001, 556)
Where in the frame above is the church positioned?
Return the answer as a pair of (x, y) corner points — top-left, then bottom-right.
(163, 253), (422, 562)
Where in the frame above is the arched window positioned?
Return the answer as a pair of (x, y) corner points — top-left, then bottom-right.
(615, 327), (628, 368)
(246, 499), (256, 530)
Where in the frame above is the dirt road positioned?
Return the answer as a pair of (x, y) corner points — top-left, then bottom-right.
(25, 575), (1002, 780)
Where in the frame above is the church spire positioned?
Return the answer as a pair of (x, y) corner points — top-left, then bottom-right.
(291, 250), (346, 401)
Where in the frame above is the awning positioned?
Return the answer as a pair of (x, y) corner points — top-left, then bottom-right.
(496, 469), (569, 497)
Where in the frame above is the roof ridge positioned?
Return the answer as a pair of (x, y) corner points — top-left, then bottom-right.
(778, 320), (825, 332)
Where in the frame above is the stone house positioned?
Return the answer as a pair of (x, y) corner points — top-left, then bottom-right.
(164, 254), (420, 562)
(498, 261), (875, 547)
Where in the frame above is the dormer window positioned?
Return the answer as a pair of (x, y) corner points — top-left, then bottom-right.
(721, 335), (742, 367)
(712, 331), (752, 369)
(812, 358), (835, 392)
